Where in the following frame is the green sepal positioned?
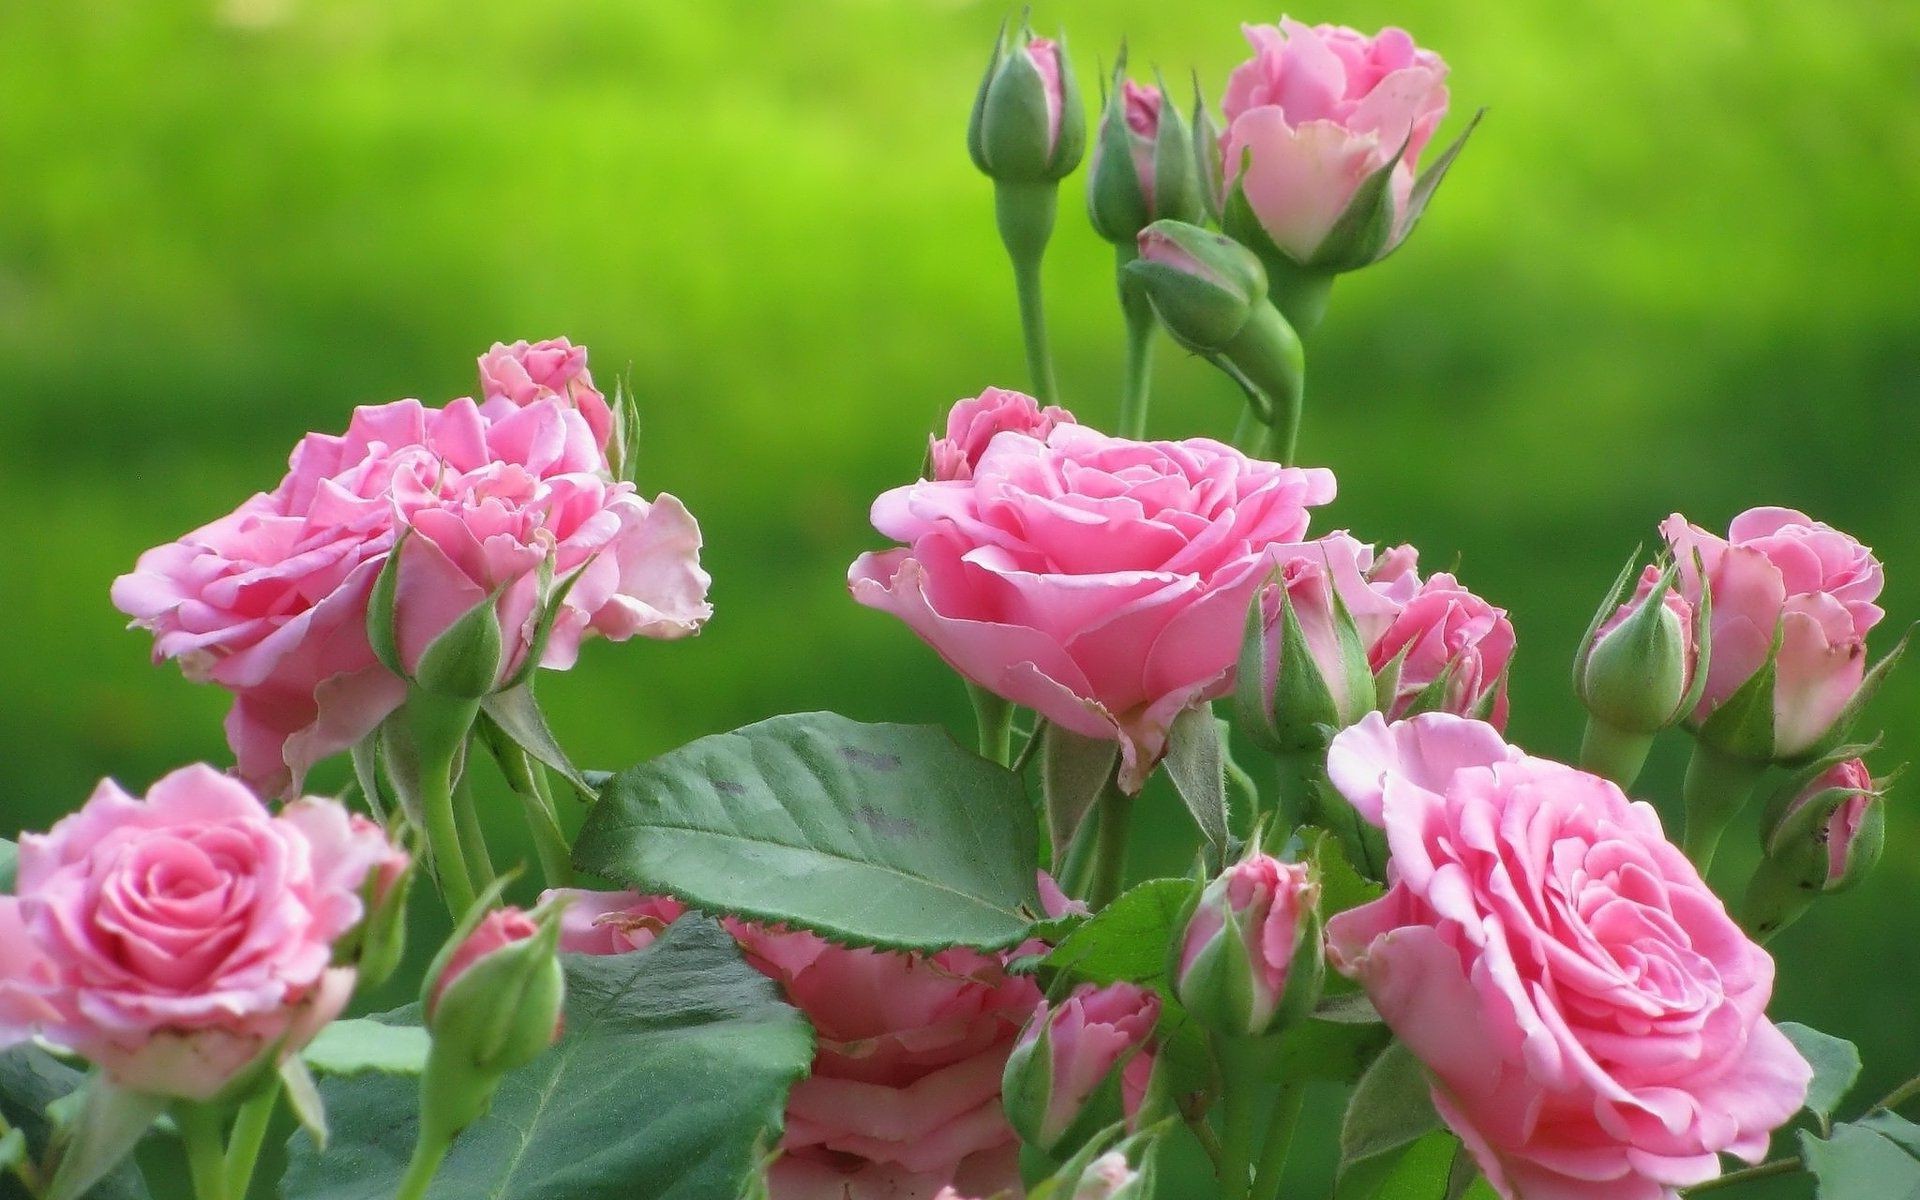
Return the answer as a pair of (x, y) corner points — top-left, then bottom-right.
(278, 1056), (328, 1152)
(1190, 73), (1223, 224)
(966, 16), (1010, 174)
(1757, 740), (1881, 861)
(1269, 583), (1341, 753)
(1235, 571), (1284, 751)
(366, 529), (410, 678)
(413, 585), (507, 700)
(1148, 69), (1202, 226)
(478, 682), (597, 801)
(1086, 44), (1150, 243)
(1572, 546), (1642, 689)
(1305, 131), (1410, 273)
(1378, 108), (1486, 263)
(1162, 702), (1230, 868)
(1042, 723), (1120, 873)
(1693, 620), (1783, 763)
(500, 556), (594, 692)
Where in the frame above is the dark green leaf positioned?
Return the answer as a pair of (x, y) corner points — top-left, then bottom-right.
(1779, 1023), (1861, 1122)
(1337, 1040), (1442, 1198)
(574, 713), (1045, 950)
(0, 1047), (150, 1200)
(1162, 704), (1229, 864)
(1364, 1131), (1460, 1200)
(1801, 1114), (1920, 1200)
(1277, 1017), (1391, 1085)
(1042, 725), (1118, 873)
(42, 1079), (163, 1200)
(283, 919), (814, 1200)
(1044, 877), (1198, 996)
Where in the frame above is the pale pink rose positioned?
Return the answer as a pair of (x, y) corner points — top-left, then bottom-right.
(430, 907), (539, 1016)
(1259, 533), (1422, 723)
(929, 389), (1076, 483)
(1100, 80), (1163, 208)
(477, 337), (614, 452)
(9, 765), (394, 1100)
(1218, 21), (1449, 261)
(1008, 982), (1159, 1150)
(543, 888), (688, 955)
(852, 424), (1336, 792)
(729, 924), (1043, 1200)
(1324, 713), (1811, 1200)
(1175, 853), (1316, 1034)
(1368, 572), (1514, 726)
(1663, 507), (1884, 757)
(115, 381), (711, 795)
(0, 900), (62, 1049)
(1026, 38), (1066, 155)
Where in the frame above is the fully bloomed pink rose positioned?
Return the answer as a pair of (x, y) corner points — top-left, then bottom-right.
(851, 423), (1336, 790)
(1324, 714), (1811, 1200)
(114, 368), (711, 794)
(477, 337), (614, 452)
(1663, 507), (1885, 758)
(929, 389), (1076, 483)
(5, 765), (395, 1100)
(1219, 21), (1449, 262)
(730, 923), (1042, 1200)
(1368, 572), (1515, 726)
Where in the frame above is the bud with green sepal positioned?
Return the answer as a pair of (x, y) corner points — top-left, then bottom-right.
(1002, 981), (1159, 1161)
(1743, 751), (1890, 940)
(397, 887), (567, 1200)
(1126, 220), (1305, 460)
(969, 15), (1084, 404)
(1026, 1119), (1168, 1200)
(1574, 554), (1709, 789)
(1189, 75), (1224, 225)
(332, 821), (416, 993)
(1171, 845), (1324, 1040)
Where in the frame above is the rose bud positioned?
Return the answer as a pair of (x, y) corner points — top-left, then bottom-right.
(1174, 852), (1323, 1039)
(333, 820), (416, 991)
(1070, 1150), (1149, 1200)
(1001, 982), (1159, 1155)
(968, 20), (1084, 186)
(928, 388), (1076, 482)
(1370, 573), (1514, 727)
(7, 766), (393, 1101)
(1744, 757), (1888, 939)
(1125, 220), (1302, 430)
(1664, 507), (1890, 764)
(1190, 79), (1225, 224)
(1215, 21), (1465, 329)
(1574, 560), (1702, 787)
(425, 906), (565, 1068)
(1088, 55), (1202, 246)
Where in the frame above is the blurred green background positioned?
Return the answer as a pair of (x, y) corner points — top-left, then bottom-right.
(2, 0), (1916, 1196)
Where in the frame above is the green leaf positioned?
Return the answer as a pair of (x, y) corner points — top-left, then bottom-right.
(1044, 877), (1198, 996)
(0, 837), (15, 893)
(284, 919), (814, 1200)
(279, 1057), (329, 1151)
(302, 1019), (432, 1076)
(1162, 704), (1229, 865)
(1801, 1113), (1920, 1199)
(1365, 1131), (1460, 1200)
(1337, 1040), (1442, 1198)
(44, 1079), (165, 1200)
(1280, 1017), (1391, 1086)
(478, 685), (597, 800)
(1780, 1022), (1861, 1123)
(0, 1048), (149, 1200)
(1042, 724), (1118, 873)
(574, 712), (1045, 950)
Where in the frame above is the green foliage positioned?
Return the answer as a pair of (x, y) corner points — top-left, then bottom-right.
(1801, 1112), (1920, 1198)
(1780, 1022), (1863, 1124)
(1046, 877), (1199, 997)
(283, 920), (813, 1200)
(574, 712), (1045, 950)
(1337, 1041), (1443, 1199)
(1162, 704), (1231, 866)
(0, 1048), (150, 1200)
(0, 838), (14, 893)
(301, 1019), (433, 1077)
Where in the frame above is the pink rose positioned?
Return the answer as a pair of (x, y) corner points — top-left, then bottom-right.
(430, 907), (539, 1016)
(851, 423), (1336, 791)
(1663, 507), (1885, 758)
(929, 388), (1076, 483)
(1219, 21), (1449, 262)
(1004, 982), (1159, 1152)
(1258, 533), (1421, 726)
(6, 765), (394, 1100)
(1324, 714), (1811, 1200)
(543, 888), (688, 955)
(729, 923), (1042, 1200)
(1100, 80), (1164, 209)
(115, 371), (711, 795)
(1368, 571), (1514, 726)
(1175, 853), (1318, 1037)
(477, 337), (614, 452)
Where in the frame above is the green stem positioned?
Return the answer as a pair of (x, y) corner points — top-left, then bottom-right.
(452, 773), (496, 893)
(994, 180), (1061, 404)
(1230, 405), (1272, 458)
(176, 1104), (229, 1200)
(1579, 718), (1656, 791)
(405, 695), (481, 916)
(1875, 1070), (1920, 1113)
(1221, 303), (1303, 465)
(1682, 1157), (1800, 1194)
(222, 1082), (279, 1199)
(1116, 245), (1155, 439)
(1249, 1080), (1307, 1200)
(1212, 1035), (1281, 1200)
(967, 683), (1014, 767)
(393, 1135), (452, 1200)
(497, 747), (574, 889)
(0, 1111), (43, 1196)
(1681, 742), (1766, 872)
(1271, 751), (1320, 840)
(1084, 780), (1136, 910)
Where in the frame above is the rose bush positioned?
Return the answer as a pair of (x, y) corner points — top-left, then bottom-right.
(1324, 713), (1812, 1200)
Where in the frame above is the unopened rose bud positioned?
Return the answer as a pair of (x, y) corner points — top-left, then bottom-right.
(969, 22), (1085, 186)
(421, 904), (565, 1136)
(1173, 853), (1322, 1039)
(1071, 1150), (1148, 1200)
(334, 820), (415, 991)
(1002, 983), (1158, 1155)
(1088, 57), (1201, 245)
(1575, 560), (1700, 788)
(1126, 221), (1266, 354)
(1745, 757), (1887, 938)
